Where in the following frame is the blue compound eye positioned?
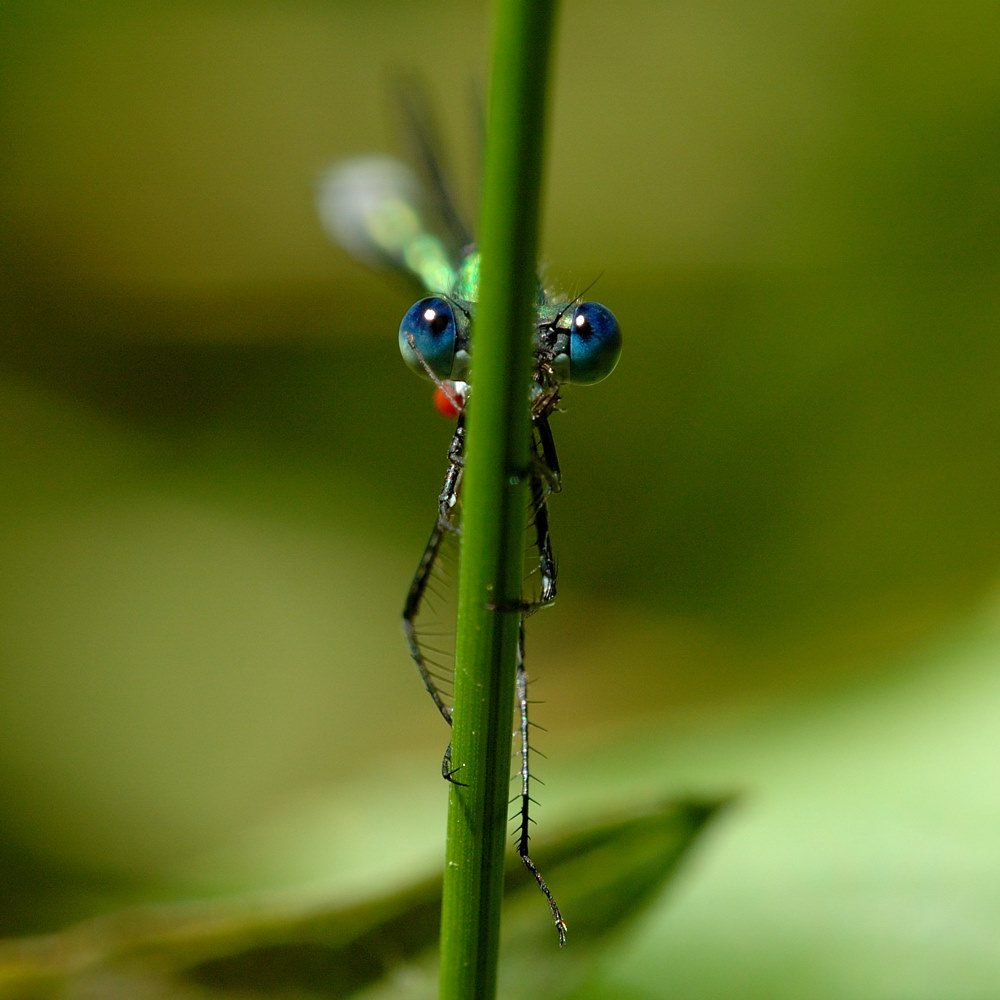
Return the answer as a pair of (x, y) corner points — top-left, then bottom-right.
(569, 301), (621, 384)
(399, 297), (457, 379)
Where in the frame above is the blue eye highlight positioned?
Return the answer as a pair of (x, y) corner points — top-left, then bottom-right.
(569, 301), (621, 384)
(399, 297), (457, 379)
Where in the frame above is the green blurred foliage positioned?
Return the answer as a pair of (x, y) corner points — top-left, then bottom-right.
(1, 1), (999, 996)
(0, 801), (722, 999)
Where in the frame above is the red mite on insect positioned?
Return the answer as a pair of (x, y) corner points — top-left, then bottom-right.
(433, 382), (464, 419)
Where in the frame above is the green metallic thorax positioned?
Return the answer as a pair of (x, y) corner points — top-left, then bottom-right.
(451, 248), (566, 325)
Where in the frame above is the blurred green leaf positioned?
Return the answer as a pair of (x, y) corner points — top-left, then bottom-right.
(0, 799), (723, 1000)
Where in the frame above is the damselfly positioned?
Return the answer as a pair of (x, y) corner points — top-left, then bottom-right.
(317, 111), (620, 946)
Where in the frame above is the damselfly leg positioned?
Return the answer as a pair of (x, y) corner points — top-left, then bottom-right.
(402, 402), (567, 941)
(401, 412), (465, 730)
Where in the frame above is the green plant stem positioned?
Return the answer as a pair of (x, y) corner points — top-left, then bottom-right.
(437, 1), (559, 998)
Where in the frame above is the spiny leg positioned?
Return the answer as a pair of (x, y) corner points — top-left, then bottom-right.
(514, 621), (567, 946)
(534, 409), (562, 495)
(406, 408), (565, 929)
(402, 414), (466, 781)
(488, 417), (559, 617)
(526, 415), (559, 611)
(512, 426), (565, 944)
(401, 519), (454, 725)
(438, 412), (465, 526)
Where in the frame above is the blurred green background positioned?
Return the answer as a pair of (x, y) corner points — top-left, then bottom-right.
(2, 1), (1000, 996)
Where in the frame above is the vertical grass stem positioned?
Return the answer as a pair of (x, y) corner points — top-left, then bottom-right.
(436, 0), (560, 997)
